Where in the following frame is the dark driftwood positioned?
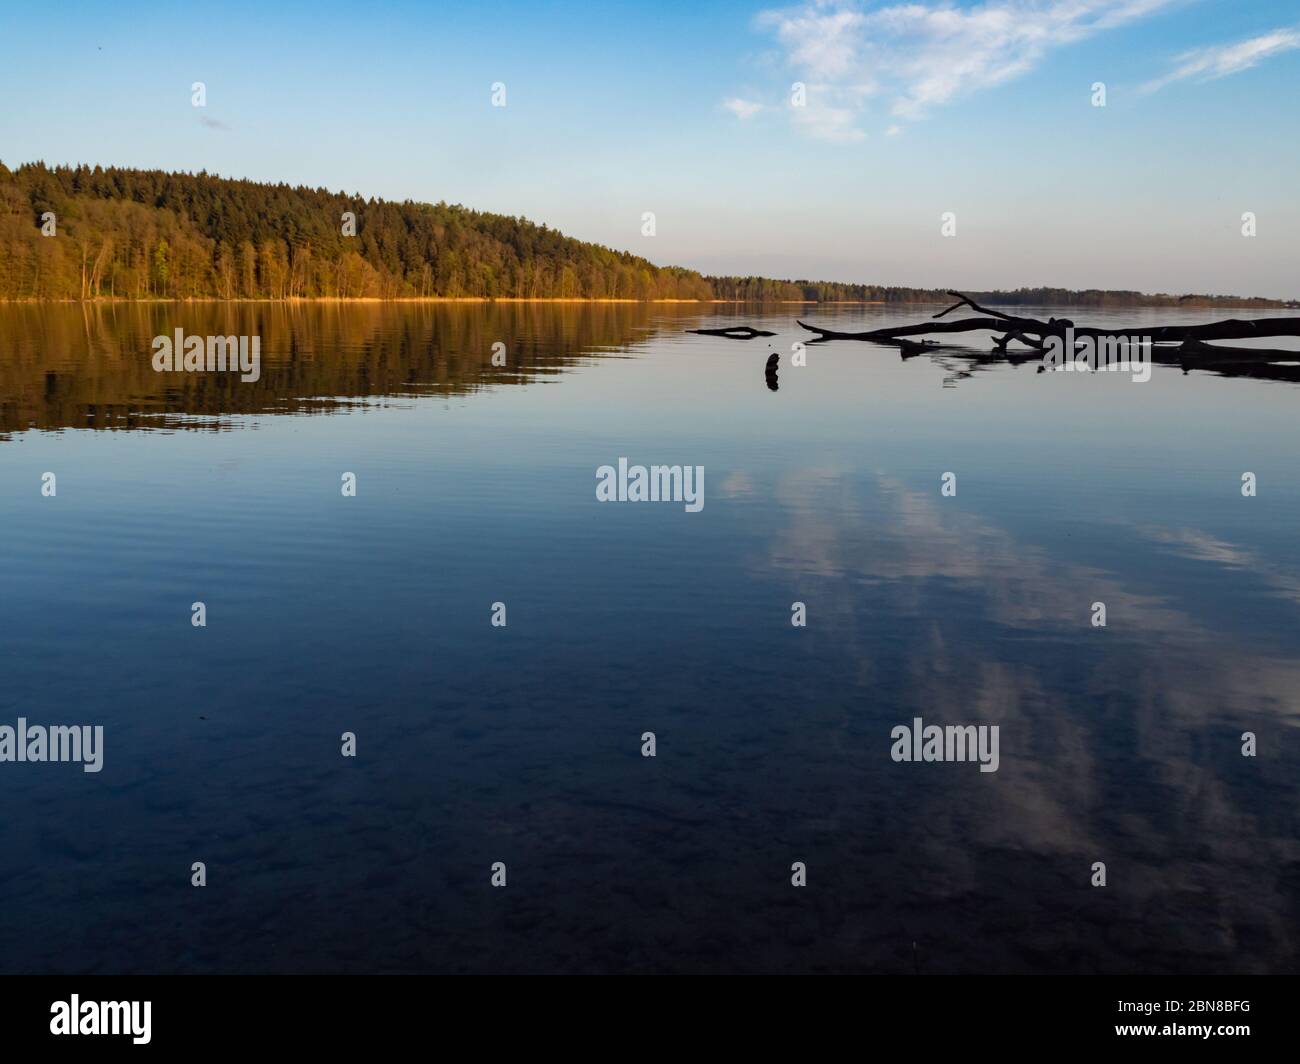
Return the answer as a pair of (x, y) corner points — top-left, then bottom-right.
(798, 293), (1300, 358)
(895, 343), (1300, 385)
(686, 326), (776, 339)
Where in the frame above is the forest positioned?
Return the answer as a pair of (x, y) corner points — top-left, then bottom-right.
(0, 162), (1291, 308)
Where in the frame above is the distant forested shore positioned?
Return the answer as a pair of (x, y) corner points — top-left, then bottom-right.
(1, 162), (1293, 308)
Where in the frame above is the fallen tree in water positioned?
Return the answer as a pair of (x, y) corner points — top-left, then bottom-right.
(686, 325), (776, 339)
(797, 292), (1300, 363)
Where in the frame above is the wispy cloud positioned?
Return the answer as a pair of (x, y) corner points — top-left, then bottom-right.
(1140, 26), (1300, 94)
(199, 115), (231, 131)
(792, 93), (869, 141)
(751, 0), (1175, 140)
(722, 96), (764, 119)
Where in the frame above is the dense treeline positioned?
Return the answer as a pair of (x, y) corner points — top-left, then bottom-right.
(706, 276), (953, 303)
(0, 162), (716, 301)
(949, 287), (1293, 309)
(0, 163), (1291, 307)
(693, 280), (1292, 309)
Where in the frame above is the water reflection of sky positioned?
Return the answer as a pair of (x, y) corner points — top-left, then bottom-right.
(0, 305), (1296, 973)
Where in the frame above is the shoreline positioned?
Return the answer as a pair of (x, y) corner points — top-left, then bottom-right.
(0, 296), (886, 305)
(0, 296), (1293, 309)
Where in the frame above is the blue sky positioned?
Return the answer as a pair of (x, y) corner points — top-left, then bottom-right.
(1, 0), (1297, 296)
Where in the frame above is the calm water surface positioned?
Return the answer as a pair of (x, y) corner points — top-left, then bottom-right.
(1, 302), (1297, 973)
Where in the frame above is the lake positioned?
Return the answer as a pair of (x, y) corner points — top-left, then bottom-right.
(0, 301), (1297, 973)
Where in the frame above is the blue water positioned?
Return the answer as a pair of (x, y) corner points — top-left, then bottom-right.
(1, 302), (1297, 973)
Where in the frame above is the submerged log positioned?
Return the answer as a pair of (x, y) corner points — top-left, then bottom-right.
(686, 326), (777, 339)
(798, 293), (1300, 355)
(798, 316), (1010, 344)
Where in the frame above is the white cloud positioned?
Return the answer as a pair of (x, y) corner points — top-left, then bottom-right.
(753, 0), (1176, 139)
(1140, 27), (1300, 93)
(722, 96), (764, 119)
